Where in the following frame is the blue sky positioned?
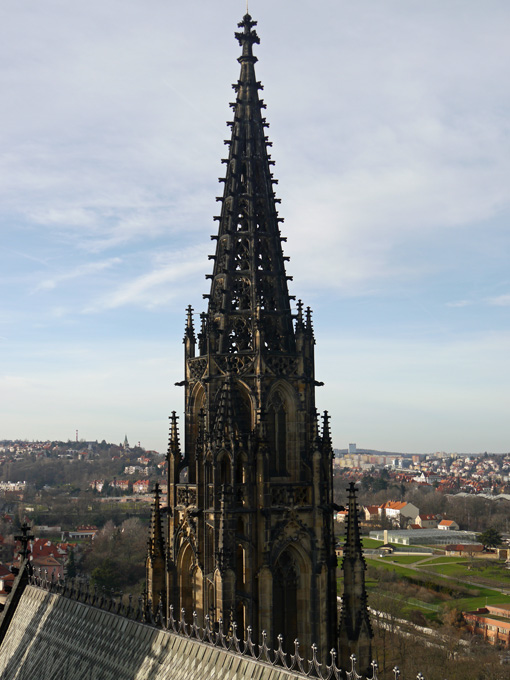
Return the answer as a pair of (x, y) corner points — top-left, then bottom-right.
(1, 0), (509, 453)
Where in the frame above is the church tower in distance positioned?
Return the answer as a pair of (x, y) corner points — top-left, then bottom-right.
(146, 13), (372, 666)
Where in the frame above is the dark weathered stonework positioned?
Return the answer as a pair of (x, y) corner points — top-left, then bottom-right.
(0, 13), (376, 679)
(153, 13), (340, 662)
(338, 483), (373, 675)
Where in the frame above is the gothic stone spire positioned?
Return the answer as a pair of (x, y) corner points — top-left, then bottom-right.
(165, 14), (338, 663)
(207, 13), (295, 355)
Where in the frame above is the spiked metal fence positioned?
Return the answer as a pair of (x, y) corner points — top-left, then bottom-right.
(29, 569), (424, 680)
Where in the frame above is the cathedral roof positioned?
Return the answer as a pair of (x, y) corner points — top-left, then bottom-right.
(0, 585), (308, 679)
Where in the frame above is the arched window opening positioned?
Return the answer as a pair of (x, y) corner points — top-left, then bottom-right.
(205, 525), (215, 575)
(273, 550), (299, 653)
(190, 386), (205, 477)
(235, 454), (247, 484)
(219, 455), (232, 486)
(236, 544), (245, 589)
(268, 392), (287, 476)
(179, 466), (189, 483)
(239, 164), (247, 194)
(205, 460), (213, 507)
(236, 601), (246, 641)
(227, 316), (253, 352)
(179, 544), (194, 620)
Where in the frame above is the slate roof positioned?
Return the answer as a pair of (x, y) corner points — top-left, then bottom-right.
(0, 586), (310, 680)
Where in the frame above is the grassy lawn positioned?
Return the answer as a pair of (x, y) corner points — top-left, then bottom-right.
(423, 561), (510, 584)
(366, 558), (420, 579)
(422, 563), (472, 577)
(361, 538), (384, 548)
(364, 552), (510, 629)
(419, 556), (466, 565)
(384, 555), (429, 565)
(450, 591), (510, 611)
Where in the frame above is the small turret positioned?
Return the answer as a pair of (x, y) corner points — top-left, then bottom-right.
(146, 483), (166, 616)
(168, 411), (181, 459)
(338, 482), (373, 675)
(184, 305), (196, 359)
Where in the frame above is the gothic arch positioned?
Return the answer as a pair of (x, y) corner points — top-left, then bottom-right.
(272, 544), (312, 652)
(177, 541), (196, 618)
(205, 454), (213, 508)
(187, 382), (206, 483)
(189, 381), (206, 416)
(216, 449), (232, 486)
(236, 599), (247, 641)
(266, 380), (299, 479)
(235, 380), (255, 431)
(236, 544), (246, 589)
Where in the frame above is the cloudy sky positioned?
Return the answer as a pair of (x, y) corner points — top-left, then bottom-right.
(1, 0), (509, 453)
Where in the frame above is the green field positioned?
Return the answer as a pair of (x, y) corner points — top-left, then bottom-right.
(423, 561), (510, 584)
(361, 538), (384, 548)
(422, 563), (473, 577)
(417, 556), (466, 565)
(366, 553), (510, 614)
(383, 555), (430, 565)
(452, 592), (510, 611)
(366, 558), (419, 579)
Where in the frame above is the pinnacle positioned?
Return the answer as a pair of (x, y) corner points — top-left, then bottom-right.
(235, 13), (260, 61)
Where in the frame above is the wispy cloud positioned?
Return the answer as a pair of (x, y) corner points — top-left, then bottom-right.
(33, 258), (122, 292)
(1, 1), (509, 452)
(487, 294), (510, 307)
(446, 300), (473, 308)
(83, 246), (208, 312)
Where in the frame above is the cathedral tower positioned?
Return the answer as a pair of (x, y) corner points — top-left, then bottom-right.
(160, 13), (338, 659)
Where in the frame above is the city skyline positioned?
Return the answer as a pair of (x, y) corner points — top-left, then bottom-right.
(1, 1), (509, 453)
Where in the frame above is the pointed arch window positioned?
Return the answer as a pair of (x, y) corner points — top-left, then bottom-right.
(273, 550), (299, 651)
(236, 544), (246, 589)
(219, 453), (232, 486)
(268, 392), (287, 476)
(178, 543), (194, 619)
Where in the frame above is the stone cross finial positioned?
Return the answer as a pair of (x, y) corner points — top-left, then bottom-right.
(14, 521), (34, 561)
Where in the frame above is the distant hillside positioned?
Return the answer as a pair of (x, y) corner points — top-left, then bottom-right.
(334, 448), (415, 456)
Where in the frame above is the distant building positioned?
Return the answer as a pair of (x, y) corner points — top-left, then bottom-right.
(438, 519), (459, 531)
(363, 505), (380, 522)
(67, 526), (98, 540)
(444, 544), (484, 556)
(133, 479), (150, 494)
(416, 513), (439, 529)
(413, 472), (440, 485)
(348, 443), (357, 454)
(369, 528), (479, 546)
(89, 479), (106, 492)
(464, 604), (510, 647)
(379, 501), (419, 525)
